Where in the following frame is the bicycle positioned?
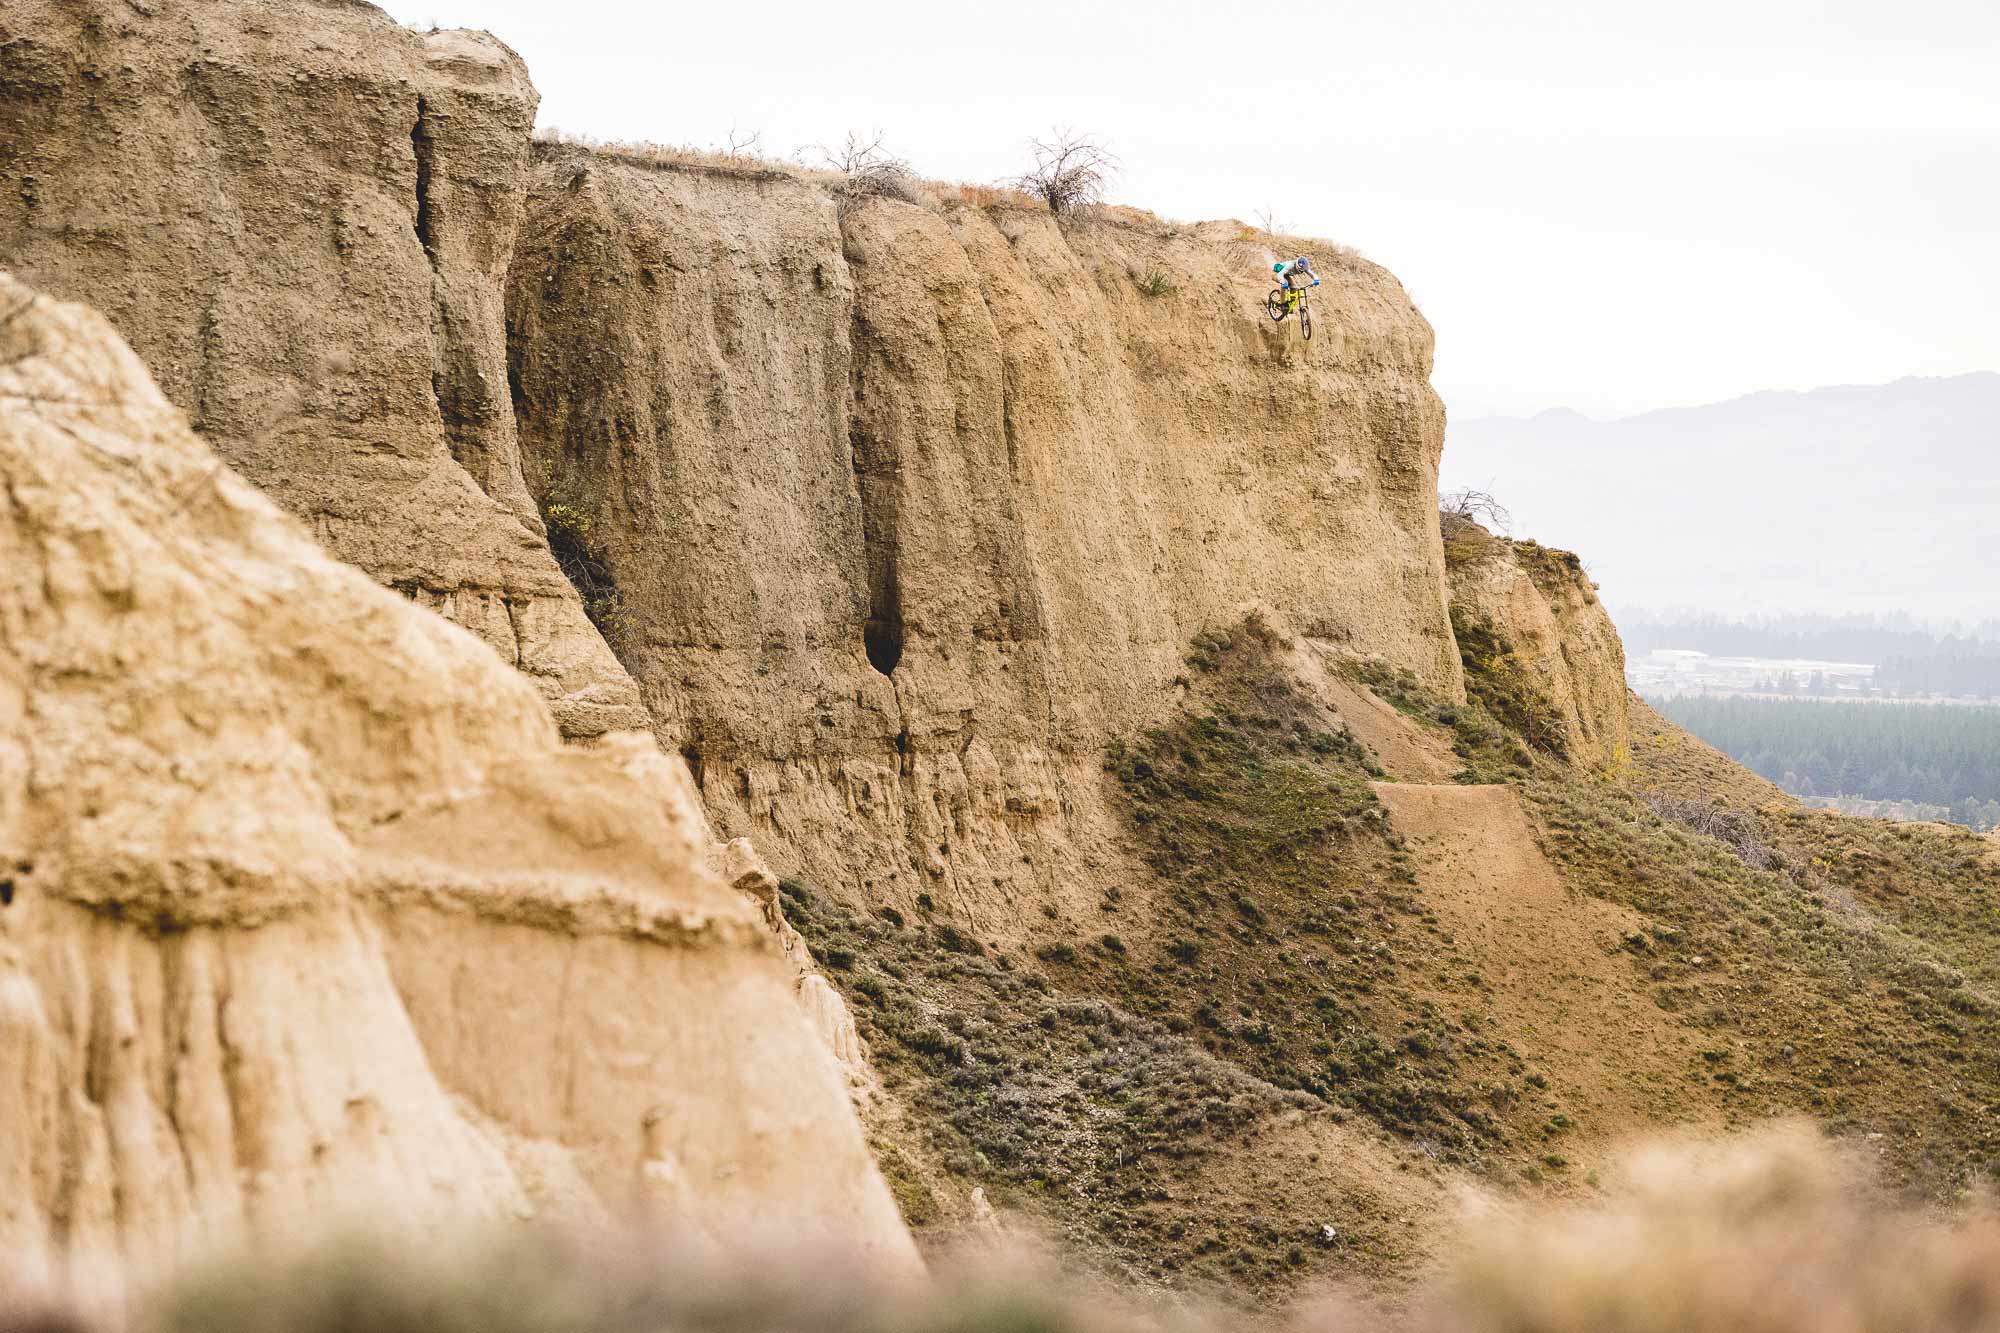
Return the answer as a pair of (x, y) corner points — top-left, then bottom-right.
(1265, 283), (1312, 341)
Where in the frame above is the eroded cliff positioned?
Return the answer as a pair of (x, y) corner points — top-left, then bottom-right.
(0, 0), (1501, 934)
(1444, 520), (1631, 770)
(0, 276), (917, 1289)
(0, 0), (643, 739)
(507, 147), (1460, 923)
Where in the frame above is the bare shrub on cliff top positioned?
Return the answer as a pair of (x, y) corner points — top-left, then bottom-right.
(815, 129), (922, 208)
(530, 126), (792, 178)
(1440, 487), (1511, 533)
(1013, 129), (1118, 216)
(814, 128), (882, 175)
(1439, 489), (1511, 569)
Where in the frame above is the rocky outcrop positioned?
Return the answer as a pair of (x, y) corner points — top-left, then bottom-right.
(0, 276), (918, 1290)
(506, 149), (1459, 918)
(712, 837), (867, 1076)
(1445, 524), (1630, 770)
(0, 0), (643, 739)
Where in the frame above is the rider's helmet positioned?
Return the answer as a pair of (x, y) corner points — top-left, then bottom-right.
(1296, 255), (1312, 270)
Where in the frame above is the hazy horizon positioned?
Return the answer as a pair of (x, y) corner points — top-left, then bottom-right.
(385, 0), (1998, 421)
(1442, 371), (1999, 625)
(1463, 369), (1997, 427)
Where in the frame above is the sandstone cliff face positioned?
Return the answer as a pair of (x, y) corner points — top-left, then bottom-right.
(0, 277), (917, 1289)
(1446, 528), (1630, 771)
(1, 0), (1466, 926)
(507, 150), (1459, 917)
(0, 0), (1622, 1285)
(0, 0), (644, 739)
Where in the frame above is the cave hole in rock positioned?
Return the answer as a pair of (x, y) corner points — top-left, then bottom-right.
(864, 613), (903, 677)
(410, 98), (437, 257)
(849, 421), (905, 677)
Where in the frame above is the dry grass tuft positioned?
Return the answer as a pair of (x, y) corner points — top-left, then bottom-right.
(530, 127), (798, 180)
(1238, 222), (1366, 268)
(1642, 791), (1778, 869)
(930, 180), (1047, 212)
(1438, 514), (1500, 572)
(0, 1305), (88, 1333)
(1426, 1123), (2000, 1333)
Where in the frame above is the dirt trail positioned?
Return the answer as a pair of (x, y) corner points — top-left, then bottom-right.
(1314, 671), (1463, 783)
(1373, 782), (1714, 1155)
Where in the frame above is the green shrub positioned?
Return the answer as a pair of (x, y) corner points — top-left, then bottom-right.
(538, 489), (625, 640)
(1450, 604), (1570, 760)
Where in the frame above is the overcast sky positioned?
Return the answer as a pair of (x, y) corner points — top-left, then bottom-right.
(387, 0), (1998, 420)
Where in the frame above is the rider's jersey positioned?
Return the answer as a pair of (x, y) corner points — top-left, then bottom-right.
(1275, 259), (1320, 290)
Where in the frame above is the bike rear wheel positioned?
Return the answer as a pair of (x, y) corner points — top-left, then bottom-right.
(1300, 304), (1312, 341)
(1266, 288), (1288, 321)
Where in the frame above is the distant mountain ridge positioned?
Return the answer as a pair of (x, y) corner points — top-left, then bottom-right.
(1442, 372), (2000, 624)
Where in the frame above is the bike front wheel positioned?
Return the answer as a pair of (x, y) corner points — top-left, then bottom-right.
(1266, 288), (1289, 322)
(1300, 305), (1312, 341)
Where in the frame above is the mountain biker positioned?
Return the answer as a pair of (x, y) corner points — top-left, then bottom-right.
(1273, 255), (1319, 310)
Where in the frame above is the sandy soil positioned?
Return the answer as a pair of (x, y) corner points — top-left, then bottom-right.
(1373, 782), (1716, 1160)
(1317, 673), (1464, 784)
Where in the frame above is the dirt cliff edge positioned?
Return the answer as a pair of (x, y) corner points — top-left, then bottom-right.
(509, 149), (1462, 921)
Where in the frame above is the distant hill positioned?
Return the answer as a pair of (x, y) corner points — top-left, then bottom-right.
(1441, 373), (2000, 624)
(1618, 611), (2000, 663)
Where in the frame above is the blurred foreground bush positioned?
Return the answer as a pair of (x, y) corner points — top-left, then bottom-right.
(10, 1123), (2000, 1333)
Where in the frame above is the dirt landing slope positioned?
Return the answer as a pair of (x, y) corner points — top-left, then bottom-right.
(0, 276), (916, 1293)
(1373, 783), (1711, 1153)
(1314, 669), (1462, 782)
